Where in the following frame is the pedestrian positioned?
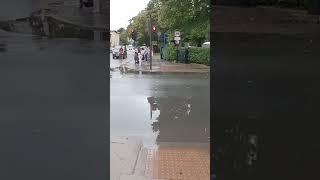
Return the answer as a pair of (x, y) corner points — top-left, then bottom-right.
(123, 46), (127, 59)
(141, 48), (145, 61)
(138, 48), (142, 63)
(144, 48), (148, 61)
(119, 46), (124, 60)
(134, 51), (139, 64)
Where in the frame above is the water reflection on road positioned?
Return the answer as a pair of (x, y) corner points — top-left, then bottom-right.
(110, 57), (210, 148)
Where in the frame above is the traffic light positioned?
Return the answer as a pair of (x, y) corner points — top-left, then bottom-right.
(152, 25), (157, 33)
(131, 30), (137, 41)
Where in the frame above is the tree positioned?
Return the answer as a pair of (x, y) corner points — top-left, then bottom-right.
(117, 27), (125, 34)
(126, 0), (210, 47)
(117, 27), (128, 45)
(158, 0), (210, 46)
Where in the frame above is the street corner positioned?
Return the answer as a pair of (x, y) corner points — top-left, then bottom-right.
(118, 147), (150, 180)
(110, 136), (145, 179)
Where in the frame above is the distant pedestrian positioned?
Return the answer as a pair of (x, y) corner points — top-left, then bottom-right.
(138, 48), (142, 62)
(144, 48), (148, 61)
(119, 46), (124, 60)
(134, 51), (139, 64)
(141, 48), (145, 60)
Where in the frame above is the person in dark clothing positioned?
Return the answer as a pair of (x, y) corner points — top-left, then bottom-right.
(134, 51), (139, 64)
(119, 47), (124, 60)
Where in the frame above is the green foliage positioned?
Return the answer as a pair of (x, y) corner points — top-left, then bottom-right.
(117, 27), (125, 33)
(126, 0), (210, 47)
(117, 27), (128, 45)
(136, 32), (150, 46)
(163, 45), (177, 61)
(188, 47), (210, 65)
(158, 0), (210, 46)
(163, 45), (210, 65)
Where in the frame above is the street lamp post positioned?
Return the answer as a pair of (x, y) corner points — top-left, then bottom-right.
(149, 15), (152, 70)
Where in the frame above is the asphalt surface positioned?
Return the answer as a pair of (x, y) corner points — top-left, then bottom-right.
(0, 30), (108, 180)
(110, 53), (210, 147)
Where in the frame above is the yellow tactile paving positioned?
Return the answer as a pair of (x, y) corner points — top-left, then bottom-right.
(145, 147), (210, 180)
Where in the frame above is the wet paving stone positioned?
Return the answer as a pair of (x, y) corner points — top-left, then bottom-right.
(145, 146), (210, 180)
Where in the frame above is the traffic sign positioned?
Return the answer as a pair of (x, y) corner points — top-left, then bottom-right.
(174, 36), (181, 41)
(174, 31), (180, 37)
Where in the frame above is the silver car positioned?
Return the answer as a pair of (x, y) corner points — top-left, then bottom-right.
(112, 46), (121, 59)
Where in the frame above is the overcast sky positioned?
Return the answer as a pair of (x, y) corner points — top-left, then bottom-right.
(110, 0), (150, 31)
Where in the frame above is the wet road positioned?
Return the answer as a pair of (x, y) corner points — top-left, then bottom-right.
(0, 30), (107, 180)
(110, 53), (210, 148)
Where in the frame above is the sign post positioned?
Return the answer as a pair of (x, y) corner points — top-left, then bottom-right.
(174, 31), (181, 62)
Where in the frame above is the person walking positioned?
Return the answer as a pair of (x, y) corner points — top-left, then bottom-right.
(119, 46), (124, 60)
(134, 50), (139, 64)
(138, 47), (142, 63)
(141, 48), (145, 61)
(144, 47), (149, 61)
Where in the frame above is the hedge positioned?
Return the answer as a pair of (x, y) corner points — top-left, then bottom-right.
(188, 47), (210, 65)
(163, 46), (210, 65)
(163, 45), (177, 61)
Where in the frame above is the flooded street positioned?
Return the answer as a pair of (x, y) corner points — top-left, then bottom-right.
(110, 54), (210, 179)
(111, 54), (210, 145)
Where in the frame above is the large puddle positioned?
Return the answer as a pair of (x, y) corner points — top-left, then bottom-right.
(110, 57), (210, 179)
(110, 58), (210, 147)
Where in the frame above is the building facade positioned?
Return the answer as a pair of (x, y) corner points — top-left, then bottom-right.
(110, 31), (120, 48)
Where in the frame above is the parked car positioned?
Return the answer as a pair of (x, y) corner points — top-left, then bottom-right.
(112, 46), (121, 59)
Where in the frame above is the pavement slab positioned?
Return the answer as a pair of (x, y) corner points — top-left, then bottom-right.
(110, 136), (148, 180)
(145, 146), (210, 180)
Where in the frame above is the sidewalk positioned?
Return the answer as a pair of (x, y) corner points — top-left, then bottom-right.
(110, 136), (210, 180)
(110, 136), (149, 180)
(120, 54), (210, 74)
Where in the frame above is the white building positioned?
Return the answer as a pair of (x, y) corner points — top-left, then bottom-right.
(110, 31), (120, 48)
